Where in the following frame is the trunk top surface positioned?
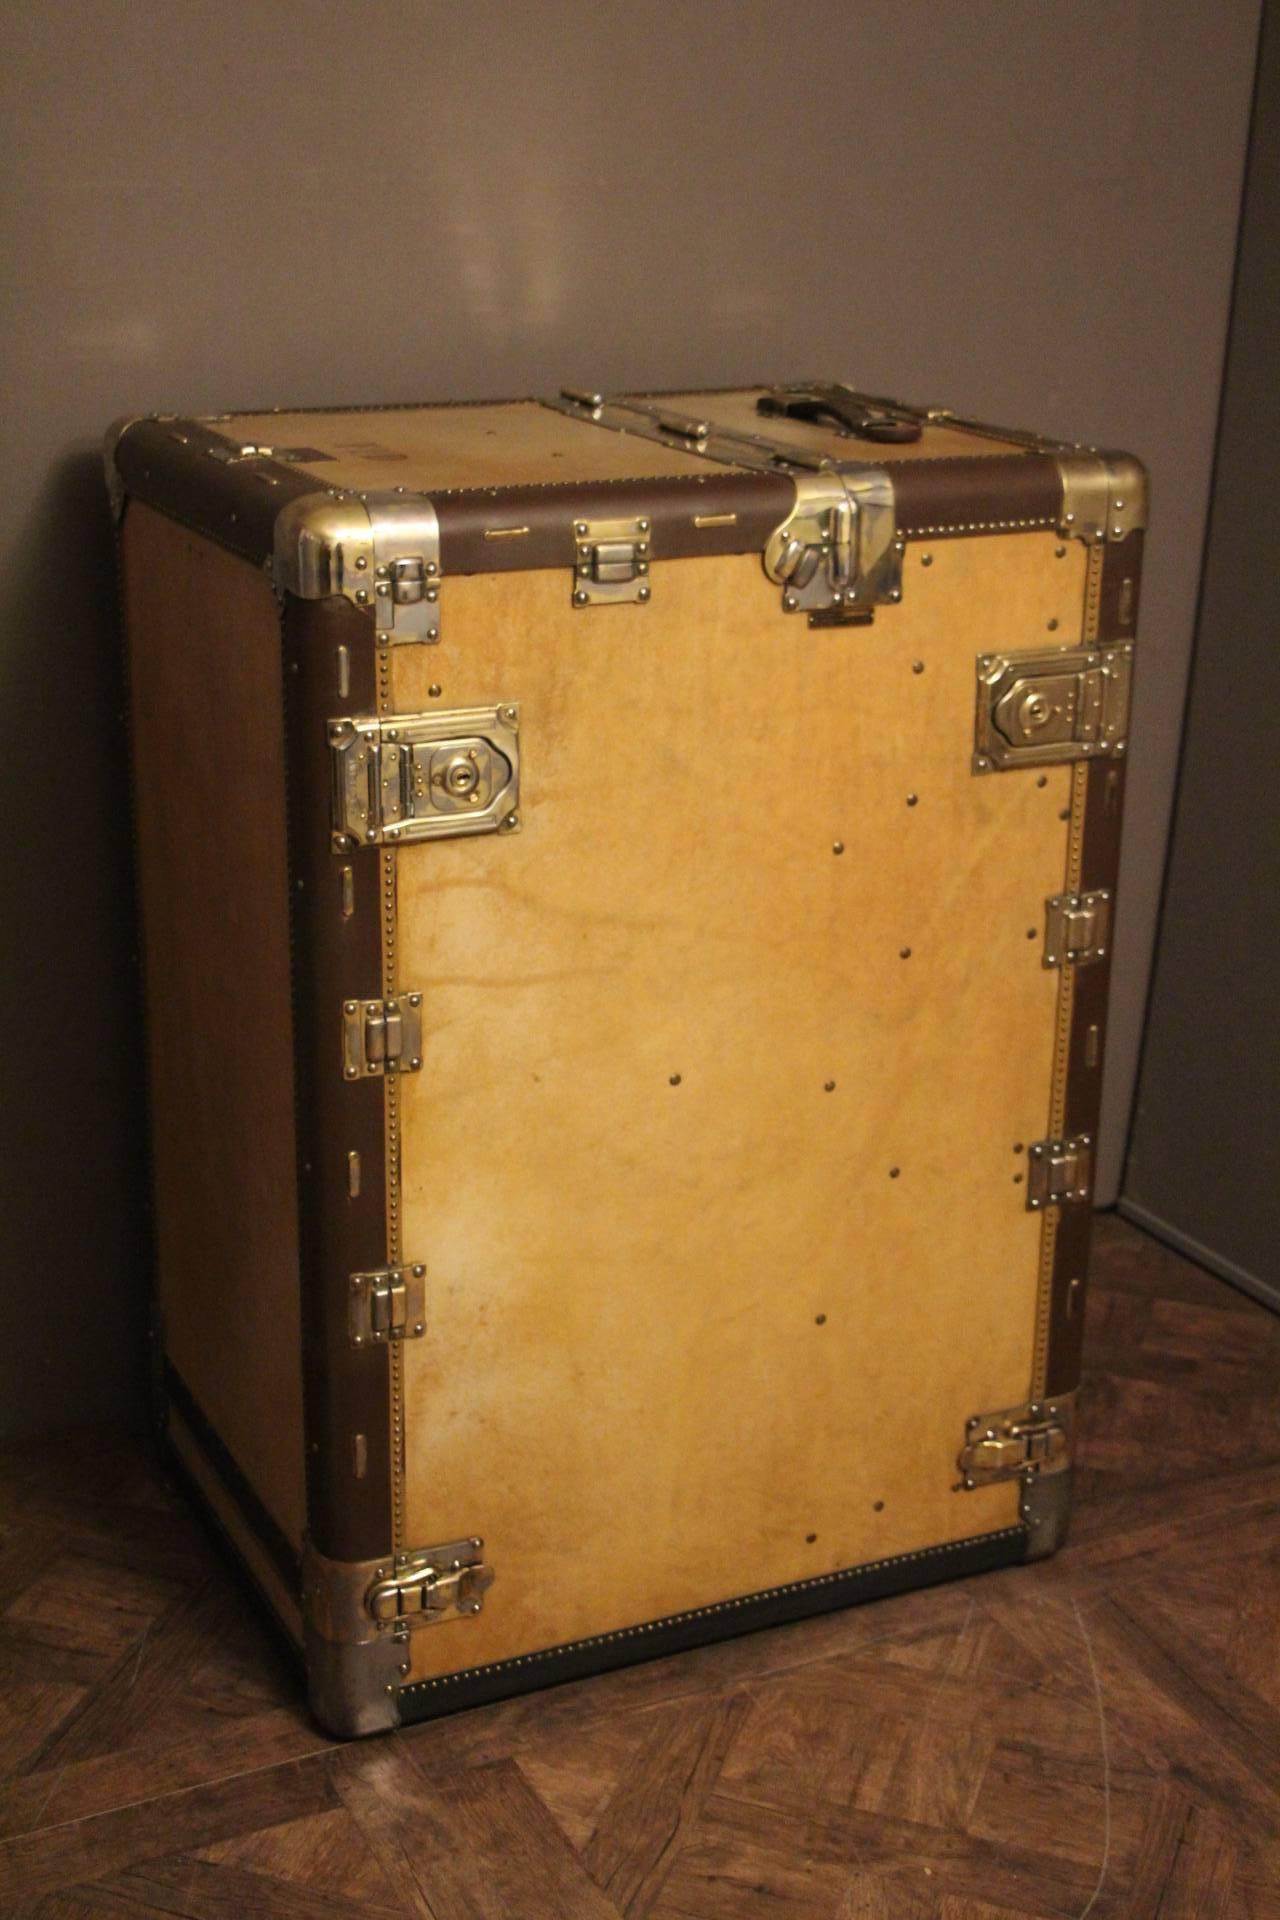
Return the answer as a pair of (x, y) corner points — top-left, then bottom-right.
(202, 389), (1029, 498)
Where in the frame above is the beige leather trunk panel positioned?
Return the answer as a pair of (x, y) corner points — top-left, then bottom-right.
(217, 401), (720, 494)
(392, 534), (1084, 1680)
(123, 506), (307, 1548)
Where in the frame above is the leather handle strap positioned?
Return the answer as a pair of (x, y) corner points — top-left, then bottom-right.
(757, 385), (923, 446)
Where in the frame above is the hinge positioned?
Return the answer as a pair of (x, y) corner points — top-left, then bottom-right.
(366, 1539), (495, 1629)
(974, 644), (1132, 772)
(329, 704), (520, 850)
(763, 468), (902, 623)
(1025, 1134), (1092, 1211)
(274, 491), (443, 643)
(343, 995), (423, 1079)
(572, 515), (652, 607)
(958, 1394), (1075, 1487)
(348, 1265), (426, 1346)
(1043, 891), (1111, 969)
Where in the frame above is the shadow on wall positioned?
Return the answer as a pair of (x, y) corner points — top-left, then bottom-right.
(0, 445), (150, 1436)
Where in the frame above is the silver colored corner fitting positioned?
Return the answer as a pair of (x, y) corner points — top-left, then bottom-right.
(274, 491), (443, 643)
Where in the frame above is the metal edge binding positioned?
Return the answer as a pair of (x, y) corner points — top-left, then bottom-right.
(1019, 1463), (1073, 1560)
(273, 490), (443, 643)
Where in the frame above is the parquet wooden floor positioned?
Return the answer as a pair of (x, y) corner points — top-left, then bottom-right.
(1, 1215), (1277, 1918)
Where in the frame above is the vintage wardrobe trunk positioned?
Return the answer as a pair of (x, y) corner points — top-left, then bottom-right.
(108, 384), (1144, 1737)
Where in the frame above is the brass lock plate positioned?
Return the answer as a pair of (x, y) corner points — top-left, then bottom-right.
(974, 645), (1132, 771)
(330, 703), (521, 848)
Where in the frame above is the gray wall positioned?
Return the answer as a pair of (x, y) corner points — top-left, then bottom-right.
(1122, 7), (1279, 1304)
(0, 0), (1261, 1437)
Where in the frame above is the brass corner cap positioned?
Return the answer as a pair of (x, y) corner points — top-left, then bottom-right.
(1056, 449), (1148, 544)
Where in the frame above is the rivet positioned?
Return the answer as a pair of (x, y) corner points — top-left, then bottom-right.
(905, 793), (918, 807)
(899, 946), (911, 959)
(575, 521), (588, 536)
(873, 1500), (885, 1512)
(912, 660), (924, 674)
(921, 553), (934, 567)
(1013, 1142), (1024, 1152)
(429, 683), (442, 697)
(1037, 774), (1048, 787)
(1013, 1173), (1024, 1184)
(1026, 928), (1037, 940)
(815, 1313), (827, 1325)
(889, 1166), (900, 1179)
(637, 586), (651, 602)
(638, 517), (650, 533)
(805, 1533), (818, 1544)
(824, 1080), (836, 1092)
(1059, 807), (1071, 821)
(573, 589), (589, 606)
(783, 592), (798, 610)
(832, 840), (844, 855)
(1055, 544), (1066, 557)
(355, 556), (368, 570)
(355, 589), (369, 605)
(669, 1073), (682, 1086)
(890, 588), (902, 602)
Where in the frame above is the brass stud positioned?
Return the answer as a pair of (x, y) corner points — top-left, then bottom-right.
(824, 1080), (836, 1092)
(832, 840), (845, 855)
(669, 1073), (682, 1086)
(905, 793), (918, 807)
(815, 1313), (827, 1325)
(912, 660), (925, 674)
(889, 1166), (900, 1179)
(921, 553), (934, 567)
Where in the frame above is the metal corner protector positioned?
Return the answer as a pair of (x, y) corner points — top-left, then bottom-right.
(1055, 450), (1148, 548)
(301, 1538), (407, 1738)
(273, 490), (443, 643)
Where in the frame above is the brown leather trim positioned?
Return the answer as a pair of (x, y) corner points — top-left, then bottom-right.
(887, 455), (1064, 536)
(1046, 757), (1128, 1397)
(113, 417), (321, 566)
(282, 594), (392, 1562)
(435, 470), (793, 575)
(397, 1527), (1029, 1725)
(1099, 529), (1145, 643)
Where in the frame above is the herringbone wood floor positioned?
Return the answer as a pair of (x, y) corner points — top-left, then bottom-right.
(1, 1216), (1277, 1919)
